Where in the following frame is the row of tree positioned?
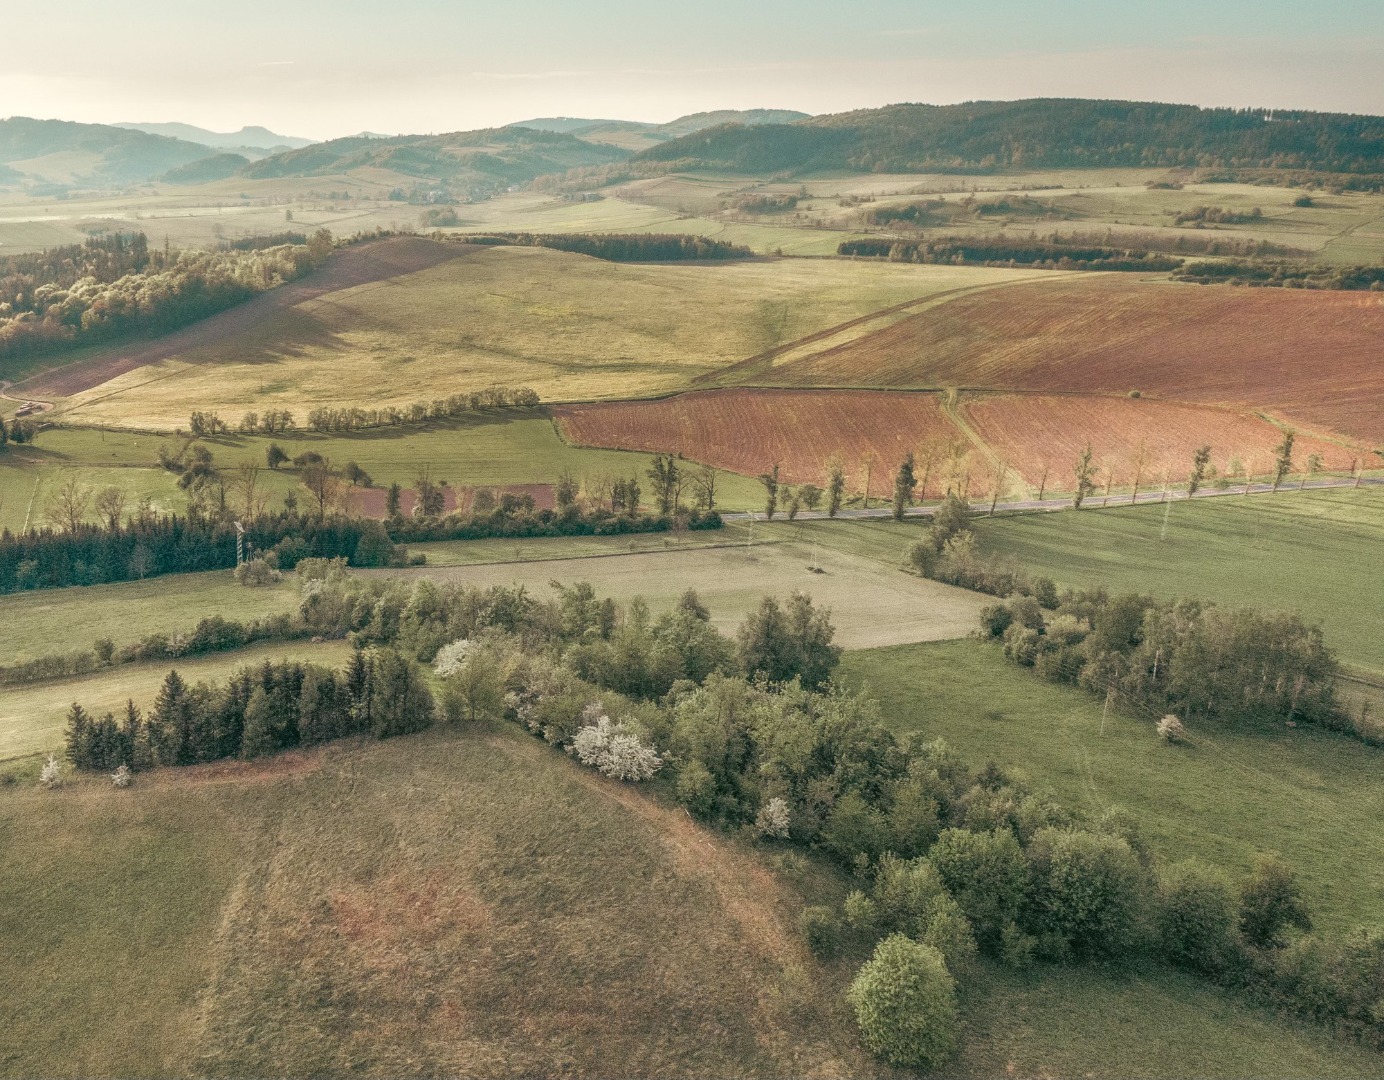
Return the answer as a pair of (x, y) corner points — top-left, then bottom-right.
(839, 236), (1183, 272)
(1174, 260), (1384, 290)
(461, 232), (752, 262)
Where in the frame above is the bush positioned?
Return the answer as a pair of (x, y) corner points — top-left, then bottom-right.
(799, 905), (843, 958)
(234, 557), (281, 586)
(847, 936), (959, 1071)
(38, 754), (63, 789)
(1026, 828), (1149, 960)
(570, 709), (664, 781)
(756, 796), (791, 839)
(930, 827), (1027, 950)
(1157, 861), (1241, 975)
(1239, 854), (1312, 948)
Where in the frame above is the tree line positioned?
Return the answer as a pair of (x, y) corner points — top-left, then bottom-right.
(839, 236), (1183, 272)
(0, 229), (334, 361)
(458, 232), (752, 261)
(1174, 259), (1384, 290)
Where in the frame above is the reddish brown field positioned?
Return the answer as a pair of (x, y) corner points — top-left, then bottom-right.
(556, 388), (965, 498)
(757, 276), (1384, 447)
(963, 394), (1362, 492)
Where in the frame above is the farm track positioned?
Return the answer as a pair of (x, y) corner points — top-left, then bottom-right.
(11, 236), (480, 399)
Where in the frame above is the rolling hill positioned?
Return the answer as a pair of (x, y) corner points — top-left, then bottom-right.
(114, 121), (313, 153)
(508, 109), (811, 146)
(0, 116), (218, 187)
(633, 98), (1384, 175)
(236, 127), (627, 192)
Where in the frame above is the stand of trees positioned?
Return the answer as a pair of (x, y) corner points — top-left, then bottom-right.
(839, 236), (1182, 272)
(0, 229), (334, 361)
(459, 232), (752, 261)
(303, 386), (540, 432)
(1174, 260), (1384, 290)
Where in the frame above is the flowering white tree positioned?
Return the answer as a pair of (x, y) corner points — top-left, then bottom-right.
(1157, 714), (1187, 743)
(39, 755), (63, 790)
(756, 797), (792, 839)
(570, 706), (663, 781)
(432, 638), (474, 678)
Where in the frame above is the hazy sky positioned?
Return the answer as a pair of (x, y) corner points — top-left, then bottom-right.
(4, 0), (1382, 139)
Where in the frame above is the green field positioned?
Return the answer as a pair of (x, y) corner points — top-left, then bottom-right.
(0, 569), (299, 664)
(792, 487), (1384, 676)
(843, 640), (1384, 932)
(56, 246), (1049, 428)
(0, 639), (353, 762)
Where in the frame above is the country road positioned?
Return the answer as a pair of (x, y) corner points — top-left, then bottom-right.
(721, 474), (1384, 522)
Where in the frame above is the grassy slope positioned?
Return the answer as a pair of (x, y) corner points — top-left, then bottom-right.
(57, 247), (1047, 428)
(0, 639), (353, 762)
(0, 727), (874, 1079)
(790, 487), (1384, 675)
(842, 640), (1384, 933)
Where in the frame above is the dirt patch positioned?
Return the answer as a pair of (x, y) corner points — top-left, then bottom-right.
(18, 237), (480, 398)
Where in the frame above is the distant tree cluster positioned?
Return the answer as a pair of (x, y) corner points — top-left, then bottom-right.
(839, 236), (1182, 272)
(728, 192), (798, 213)
(461, 232), (752, 262)
(304, 386), (539, 432)
(1173, 204), (1263, 225)
(1174, 260), (1384, 290)
(0, 229), (334, 360)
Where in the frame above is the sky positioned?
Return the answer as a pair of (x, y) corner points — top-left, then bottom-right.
(3, 0), (1382, 140)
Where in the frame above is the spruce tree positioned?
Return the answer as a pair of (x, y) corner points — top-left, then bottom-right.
(149, 670), (193, 766)
(64, 703), (93, 769)
(368, 649), (436, 739)
(240, 686), (278, 759)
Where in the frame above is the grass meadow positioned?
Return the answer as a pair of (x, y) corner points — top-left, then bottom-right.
(791, 486), (1384, 675)
(0, 726), (876, 1079)
(842, 640), (1384, 932)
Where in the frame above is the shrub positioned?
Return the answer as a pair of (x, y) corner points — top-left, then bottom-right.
(1157, 714), (1187, 743)
(978, 603), (1013, 637)
(234, 557), (281, 586)
(799, 905), (843, 958)
(930, 827), (1028, 950)
(847, 936), (959, 1071)
(756, 796), (791, 839)
(111, 764), (133, 788)
(1026, 828), (1149, 960)
(570, 710), (664, 781)
(1239, 854), (1313, 948)
(1157, 861), (1240, 975)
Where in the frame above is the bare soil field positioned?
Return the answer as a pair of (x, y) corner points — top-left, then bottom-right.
(556, 387), (966, 497)
(17, 236), (480, 398)
(371, 538), (990, 650)
(962, 394), (1362, 492)
(760, 276), (1384, 446)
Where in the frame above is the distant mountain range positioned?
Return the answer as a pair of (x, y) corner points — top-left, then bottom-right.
(5, 100), (1384, 197)
(114, 122), (314, 153)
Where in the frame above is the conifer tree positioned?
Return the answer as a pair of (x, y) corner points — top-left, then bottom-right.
(368, 649), (436, 739)
(892, 453), (917, 521)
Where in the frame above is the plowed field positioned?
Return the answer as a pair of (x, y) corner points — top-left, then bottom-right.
(763, 276), (1384, 446)
(556, 388), (965, 498)
(962, 394), (1362, 493)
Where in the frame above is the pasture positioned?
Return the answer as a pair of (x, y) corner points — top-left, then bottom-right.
(843, 639), (1384, 933)
(0, 727), (873, 1078)
(791, 486), (1384, 675)
(49, 241), (1051, 428)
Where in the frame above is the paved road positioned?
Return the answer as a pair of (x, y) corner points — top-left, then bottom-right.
(721, 474), (1384, 522)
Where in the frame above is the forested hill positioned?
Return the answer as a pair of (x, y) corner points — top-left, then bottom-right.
(0, 117), (215, 186)
(631, 99), (1384, 174)
(239, 126), (627, 196)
